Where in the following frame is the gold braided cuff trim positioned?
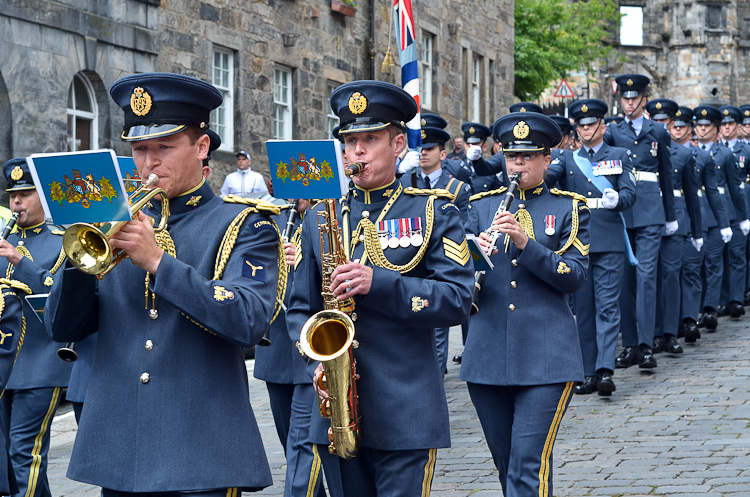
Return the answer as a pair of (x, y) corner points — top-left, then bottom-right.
(292, 226), (303, 271)
(0, 279), (32, 295)
(222, 195), (281, 215)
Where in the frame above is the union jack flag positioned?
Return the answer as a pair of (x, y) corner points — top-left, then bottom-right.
(393, 0), (421, 149)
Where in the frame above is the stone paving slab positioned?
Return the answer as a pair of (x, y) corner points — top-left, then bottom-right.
(46, 315), (750, 496)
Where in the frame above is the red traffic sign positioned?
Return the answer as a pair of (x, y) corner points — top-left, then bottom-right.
(554, 79), (575, 98)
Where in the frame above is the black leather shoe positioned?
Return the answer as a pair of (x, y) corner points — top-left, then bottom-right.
(452, 354), (462, 364)
(615, 347), (637, 368)
(597, 373), (616, 396)
(663, 335), (683, 354)
(745, 290), (750, 306)
(677, 321), (685, 338)
(717, 305), (730, 317)
(698, 309), (718, 331)
(683, 321), (700, 343)
(652, 336), (664, 354)
(729, 301), (745, 318)
(638, 345), (657, 369)
(574, 376), (598, 395)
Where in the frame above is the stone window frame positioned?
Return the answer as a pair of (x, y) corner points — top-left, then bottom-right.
(211, 47), (235, 152)
(66, 73), (99, 152)
(273, 66), (293, 140)
(470, 54), (483, 123)
(619, 5), (645, 46)
(326, 83), (340, 139)
(419, 30), (435, 111)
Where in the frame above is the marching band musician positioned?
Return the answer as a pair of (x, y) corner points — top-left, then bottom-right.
(461, 112), (590, 497)
(286, 80), (474, 497)
(0, 158), (71, 497)
(45, 73), (280, 495)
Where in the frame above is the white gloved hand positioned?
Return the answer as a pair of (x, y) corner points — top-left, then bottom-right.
(600, 188), (619, 209)
(741, 219), (750, 236)
(691, 237), (704, 252)
(397, 150), (421, 175)
(721, 226), (733, 243)
(467, 145), (483, 161)
(665, 220), (679, 236)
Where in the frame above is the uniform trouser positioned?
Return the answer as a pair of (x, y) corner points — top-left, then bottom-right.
(72, 402), (83, 425)
(435, 328), (448, 375)
(319, 445), (437, 497)
(266, 382), (325, 497)
(720, 224), (748, 305)
(655, 234), (685, 338)
(316, 446), (345, 497)
(702, 226), (725, 311)
(681, 232), (708, 322)
(575, 252), (624, 376)
(0, 387), (62, 497)
(467, 382), (573, 497)
(102, 489), (243, 497)
(620, 225), (662, 348)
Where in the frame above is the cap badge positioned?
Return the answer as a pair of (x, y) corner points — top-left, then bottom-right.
(520, 107), (527, 112)
(348, 91), (367, 115)
(130, 87), (152, 117)
(513, 121), (530, 140)
(421, 129), (426, 139)
(702, 109), (708, 116)
(581, 104), (589, 113)
(469, 127), (475, 134)
(745, 110), (750, 117)
(676, 110), (682, 117)
(656, 102), (662, 110)
(10, 166), (23, 181)
(420, 118), (426, 127)
(627, 79), (634, 86)
(724, 109), (729, 116)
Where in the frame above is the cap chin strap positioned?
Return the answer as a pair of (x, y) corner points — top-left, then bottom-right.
(622, 94), (646, 119)
(695, 124), (717, 142)
(578, 119), (604, 147)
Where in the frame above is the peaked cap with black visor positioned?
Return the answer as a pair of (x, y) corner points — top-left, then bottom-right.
(693, 105), (722, 126)
(331, 81), (417, 135)
(718, 105), (742, 124)
(739, 105), (750, 125)
(569, 99), (608, 125)
(615, 74), (650, 99)
(494, 113), (562, 153)
(645, 99), (678, 121)
(110, 72), (223, 142)
(3, 158), (35, 192)
(509, 102), (544, 114)
(673, 106), (693, 127)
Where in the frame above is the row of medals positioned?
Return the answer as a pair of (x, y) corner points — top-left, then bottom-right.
(377, 218), (424, 249)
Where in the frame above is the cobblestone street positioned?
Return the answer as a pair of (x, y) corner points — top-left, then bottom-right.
(48, 318), (750, 496)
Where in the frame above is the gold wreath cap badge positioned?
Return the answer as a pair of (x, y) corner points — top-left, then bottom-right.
(676, 110), (682, 117)
(130, 87), (153, 117)
(10, 166), (23, 181)
(420, 118), (426, 127)
(656, 102), (662, 110)
(724, 109), (730, 116)
(627, 79), (634, 86)
(701, 109), (708, 116)
(421, 129), (426, 139)
(519, 107), (526, 112)
(581, 104), (589, 113)
(513, 121), (530, 140)
(469, 126), (475, 134)
(348, 91), (368, 115)
(745, 110), (750, 117)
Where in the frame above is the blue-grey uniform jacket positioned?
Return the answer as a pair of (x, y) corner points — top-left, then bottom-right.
(668, 144), (702, 238)
(0, 285), (24, 495)
(4, 223), (71, 390)
(604, 119), (676, 227)
(441, 157), (473, 184)
(286, 180), (474, 450)
(545, 145), (636, 253)
(254, 210), (308, 386)
(45, 180), (277, 492)
(692, 145), (728, 231)
(711, 144), (747, 223)
(401, 170), (472, 224)
(461, 183), (589, 385)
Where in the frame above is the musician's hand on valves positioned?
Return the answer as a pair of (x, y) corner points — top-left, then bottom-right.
(313, 363), (329, 400)
(0, 240), (23, 266)
(109, 211), (164, 274)
(284, 242), (296, 267)
(492, 211), (529, 250)
(330, 259), (372, 300)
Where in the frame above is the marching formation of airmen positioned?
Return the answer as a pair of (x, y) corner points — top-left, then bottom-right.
(0, 69), (742, 497)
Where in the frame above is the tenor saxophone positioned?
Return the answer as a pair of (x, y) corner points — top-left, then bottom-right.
(298, 198), (362, 460)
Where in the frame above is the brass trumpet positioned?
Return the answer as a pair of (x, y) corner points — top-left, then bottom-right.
(62, 174), (169, 278)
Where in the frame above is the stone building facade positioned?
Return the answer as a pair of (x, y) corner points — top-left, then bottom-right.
(0, 0), (514, 195)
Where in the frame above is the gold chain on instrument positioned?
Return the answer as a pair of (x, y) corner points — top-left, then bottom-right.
(360, 194), (436, 273)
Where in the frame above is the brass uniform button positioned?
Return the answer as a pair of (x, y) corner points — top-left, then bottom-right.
(518, 203), (525, 209)
(511, 259), (518, 267)
(140, 373), (150, 384)
(633, 154), (637, 158)
(145, 340), (154, 351)
(634, 141), (638, 145)
(362, 210), (370, 218)
(509, 304), (516, 311)
(511, 281), (517, 288)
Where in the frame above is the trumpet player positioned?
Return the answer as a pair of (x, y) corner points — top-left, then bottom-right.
(287, 81), (473, 497)
(461, 113), (590, 497)
(0, 158), (71, 497)
(46, 73), (281, 495)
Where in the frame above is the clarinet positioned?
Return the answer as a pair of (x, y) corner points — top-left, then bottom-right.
(1, 213), (19, 241)
(257, 201), (299, 347)
(470, 173), (521, 316)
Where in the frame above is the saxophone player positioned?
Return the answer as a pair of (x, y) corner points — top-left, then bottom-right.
(286, 81), (474, 496)
(461, 113), (590, 497)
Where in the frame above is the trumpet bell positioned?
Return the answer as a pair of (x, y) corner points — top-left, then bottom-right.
(62, 223), (113, 275)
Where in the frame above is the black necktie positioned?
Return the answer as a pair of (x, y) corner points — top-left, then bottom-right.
(588, 148), (595, 158)
(702, 144), (707, 150)
(424, 176), (430, 189)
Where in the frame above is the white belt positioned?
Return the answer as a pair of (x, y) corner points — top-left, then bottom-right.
(586, 198), (606, 209)
(673, 189), (682, 198)
(718, 186), (726, 194)
(741, 183), (746, 190)
(634, 171), (658, 182)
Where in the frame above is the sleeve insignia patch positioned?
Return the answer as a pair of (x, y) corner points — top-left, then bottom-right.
(243, 256), (267, 282)
(557, 262), (572, 274)
(411, 296), (429, 312)
(44, 276), (53, 287)
(213, 285), (235, 302)
(439, 202), (459, 214)
(573, 238), (590, 255)
(251, 220), (275, 233)
(0, 330), (13, 351)
(443, 237), (470, 266)
(186, 196), (202, 207)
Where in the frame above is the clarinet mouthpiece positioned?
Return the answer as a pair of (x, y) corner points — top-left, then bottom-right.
(345, 162), (364, 177)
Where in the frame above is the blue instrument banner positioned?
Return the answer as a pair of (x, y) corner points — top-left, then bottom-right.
(27, 149), (131, 225)
(266, 140), (346, 200)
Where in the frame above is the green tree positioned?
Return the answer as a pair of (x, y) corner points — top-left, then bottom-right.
(514, 0), (622, 101)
